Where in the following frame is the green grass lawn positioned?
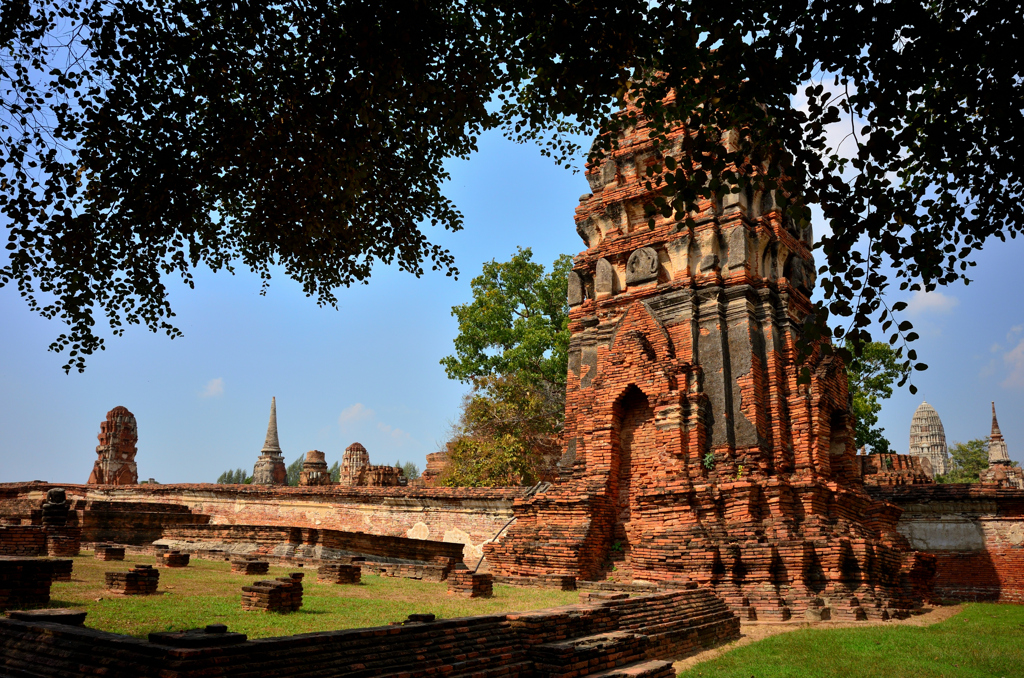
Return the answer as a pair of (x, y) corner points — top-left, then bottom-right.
(678, 603), (1024, 678)
(46, 552), (578, 639)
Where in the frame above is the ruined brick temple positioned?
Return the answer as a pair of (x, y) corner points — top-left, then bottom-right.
(908, 401), (949, 477)
(87, 407), (138, 485)
(485, 117), (933, 621)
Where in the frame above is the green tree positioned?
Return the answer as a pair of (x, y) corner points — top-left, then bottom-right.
(401, 462), (420, 480)
(937, 440), (990, 484)
(328, 461), (340, 483)
(285, 456), (303, 487)
(439, 249), (571, 486)
(441, 248), (572, 393)
(215, 468), (251, 484)
(845, 340), (905, 454)
(5, 2), (1021, 376)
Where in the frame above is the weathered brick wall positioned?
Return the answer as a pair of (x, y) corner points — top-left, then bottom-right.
(869, 484), (1024, 603)
(0, 483), (522, 564)
(0, 587), (737, 677)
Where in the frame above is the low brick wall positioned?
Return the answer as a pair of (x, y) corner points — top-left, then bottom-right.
(870, 484), (1024, 604)
(0, 482), (522, 565)
(0, 587), (738, 677)
(157, 524), (466, 566)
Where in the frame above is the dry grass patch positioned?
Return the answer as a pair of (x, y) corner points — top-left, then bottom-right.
(47, 552), (578, 639)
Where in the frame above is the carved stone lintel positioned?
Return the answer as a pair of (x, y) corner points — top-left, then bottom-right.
(567, 271), (583, 306)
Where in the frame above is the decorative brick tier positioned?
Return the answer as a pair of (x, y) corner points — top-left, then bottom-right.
(241, 573), (303, 612)
(94, 544), (125, 561)
(159, 551), (190, 568)
(485, 110), (933, 621)
(0, 526), (47, 557)
(231, 559), (270, 576)
(50, 559), (73, 582)
(105, 565), (159, 595)
(317, 563), (361, 585)
(0, 557), (53, 610)
(447, 571), (493, 598)
(0, 585), (738, 677)
(44, 527), (82, 557)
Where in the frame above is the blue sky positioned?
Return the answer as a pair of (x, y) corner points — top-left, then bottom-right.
(1, 129), (1021, 483)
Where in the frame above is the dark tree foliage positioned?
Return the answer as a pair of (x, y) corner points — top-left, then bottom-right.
(4, 1), (1022, 378)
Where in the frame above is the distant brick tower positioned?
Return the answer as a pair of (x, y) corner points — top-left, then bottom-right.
(252, 398), (287, 485)
(485, 112), (931, 621)
(980, 402), (1023, 489)
(908, 401), (949, 476)
(338, 442), (370, 486)
(298, 450), (332, 486)
(987, 402), (1010, 464)
(87, 406), (139, 485)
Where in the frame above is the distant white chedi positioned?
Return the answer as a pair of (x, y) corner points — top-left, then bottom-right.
(909, 401), (949, 477)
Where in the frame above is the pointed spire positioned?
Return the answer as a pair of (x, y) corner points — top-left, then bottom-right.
(988, 401), (1010, 464)
(261, 397), (282, 455)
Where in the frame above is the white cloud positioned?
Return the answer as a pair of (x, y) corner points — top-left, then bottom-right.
(199, 377), (224, 398)
(377, 422), (411, 440)
(338, 403), (374, 426)
(905, 290), (959, 316)
(1001, 338), (1024, 389)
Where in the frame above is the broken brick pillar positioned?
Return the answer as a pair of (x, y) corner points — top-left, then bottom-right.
(484, 109), (928, 622)
(87, 407), (139, 485)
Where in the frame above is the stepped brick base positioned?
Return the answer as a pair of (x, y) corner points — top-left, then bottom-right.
(494, 574), (577, 591)
(8, 608), (86, 626)
(317, 563), (361, 585)
(105, 565), (159, 595)
(0, 557), (53, 610)
(159, 551), (190, 568)
(231, 559), (270, 576)
(241, 573), (303, 612)
(448, 571), (493, 598)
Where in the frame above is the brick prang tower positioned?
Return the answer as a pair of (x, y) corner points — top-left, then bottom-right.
(87, 406), (139, 485)
(485, 115), (933, 622)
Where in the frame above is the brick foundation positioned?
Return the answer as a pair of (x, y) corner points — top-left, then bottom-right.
(50, 559), (73, 582)
(447, 571), (493, 598)
(0, 557), (53, 610)
(44, 527), (82, 557)
(231, 559), (270, 576)
(160, 551), (191, 568)
(105, 565), (159, 595)
(94, 544), (125, 561)
(317, 563), (361, 585)
(241, 573), (303, 612)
